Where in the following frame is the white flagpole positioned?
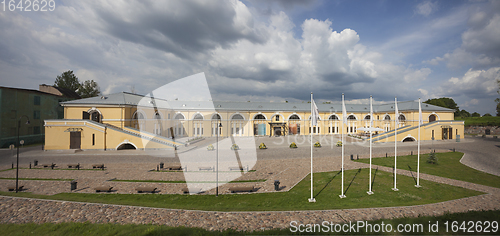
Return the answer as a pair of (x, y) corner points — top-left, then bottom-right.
(393, 97), (399, 191)
(339, 94), (346, 198)
(309, 93), (316, 202)
(416, 98), (422, 188)
(367, 95), (374, 195)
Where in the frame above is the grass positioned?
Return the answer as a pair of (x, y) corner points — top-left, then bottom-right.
(0, 168), (481, 211)
(110, 179), (267, 183)
(354, 152), (500, 188)
(0, 177), (73, 181)
(457, 116), (500, 127)
(0, 210), (499, 235)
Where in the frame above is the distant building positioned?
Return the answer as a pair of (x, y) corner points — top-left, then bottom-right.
(44, 92), (464, 150)
(0, 85), (80, 148)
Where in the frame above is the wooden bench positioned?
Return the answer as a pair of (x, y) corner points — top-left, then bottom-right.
(136, 187), (157, 193)
(229, 186), (255, 193)
(165, 165), (182, 170)
(92, 164), (105, 169)
(42, 163), (56, 168)
(94, 186), (113, 192)
(67, 164), (80, 169)
(7, 185), (24, 191)
(198, 167), (213, 171)
(182, 187), (201, 194)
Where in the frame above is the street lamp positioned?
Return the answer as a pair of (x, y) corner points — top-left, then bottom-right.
(216, 120), (222, 197)
(16, 115), (30, 193)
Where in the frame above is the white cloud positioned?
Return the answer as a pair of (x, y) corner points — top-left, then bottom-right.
(414, 1), (438, 17)
(441, 67), (499, 98)
(404, 68), (432, 83)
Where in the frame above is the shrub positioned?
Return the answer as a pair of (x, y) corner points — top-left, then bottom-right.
(427, 152), (438, 164)
(231, 144), (239, 150)
(314, 141), (321, 147)
(207, 144), (214, 151)
(259, 143), (267, 149)
(289, 142), (297, 148)
(336, 141), (342, 147)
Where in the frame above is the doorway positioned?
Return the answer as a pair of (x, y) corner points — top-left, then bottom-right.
(70, 132), (81, 149)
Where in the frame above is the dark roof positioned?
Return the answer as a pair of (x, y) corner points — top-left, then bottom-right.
(0, 86), (61, 97)
(62, 92), (454, 113)
(53, 86), (81, 99)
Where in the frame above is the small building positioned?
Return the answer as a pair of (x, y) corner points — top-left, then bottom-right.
(0, 85), (80, 148)
(44, 92), (464, 150)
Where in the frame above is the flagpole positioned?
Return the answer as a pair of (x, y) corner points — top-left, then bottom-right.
(392, 97), (399, 191)
(367, 95), (374, 195)
(416, 98), (422, 187)
(309, 92), (316, 202)
(339, 94), (346, 198)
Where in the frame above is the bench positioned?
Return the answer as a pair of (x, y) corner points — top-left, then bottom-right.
(229, 186), (255, 193)
(182, 187), (201, 194)
(7, 185), (24, 191)
(92, 164), (105, 169)
(229, 166), (243, 171)
(136, 187), (157, 193)
(94, 186), (113, 192)
(165, 165), (182, 170)
(198, 167), (213, 171)
(42, 163), (56, 168)
(67, 164), (80, 169)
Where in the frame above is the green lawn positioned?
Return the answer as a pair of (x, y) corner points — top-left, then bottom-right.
(0, 168), (481, 211)
(1, 210), (498, 235)
(354, 152), (500, 188)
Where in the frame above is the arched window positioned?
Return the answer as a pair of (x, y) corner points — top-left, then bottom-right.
(364, 115), (371, 120)
(231, 114), (244, 120)
(384, 115), (391, 121)
(398, 114), (406, 122)
(254, 114), (266, 120)
(193, 114), (203, 120)
(289, 114), (300, 120)
(212, 113), (221, 120)
(347, 115), (356, 120)
(429, 114), (437, 122)
(174, 113), (185, 120)
(329, 115), (339, 120)
(90, 111), (101, 123)
(193, 114), (203, 137)
(253, 114), (266, 136)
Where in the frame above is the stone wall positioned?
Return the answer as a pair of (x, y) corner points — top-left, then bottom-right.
(465, 126), (500, 135)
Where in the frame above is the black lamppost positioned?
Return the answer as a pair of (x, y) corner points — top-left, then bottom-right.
(16, 115), (30, 193)
(216, 121), (222, 197)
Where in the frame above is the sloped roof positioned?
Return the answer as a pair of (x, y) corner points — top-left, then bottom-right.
(61, 92), (454, 113)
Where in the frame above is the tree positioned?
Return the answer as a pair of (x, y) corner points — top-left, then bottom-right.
(79, 80), (100, 98)
(54, 70), (100, 98)
(54, 70), (80, 92)
(471, 112), (481, 117)
(424, 97), (459, 116)
(457, 109), (470, 118)
(483, 113), (492, 117)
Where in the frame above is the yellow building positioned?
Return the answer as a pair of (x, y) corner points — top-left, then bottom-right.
(44, 92), (464, 150)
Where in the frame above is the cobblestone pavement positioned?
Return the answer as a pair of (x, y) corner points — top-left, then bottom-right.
(0, 136), (499, 231)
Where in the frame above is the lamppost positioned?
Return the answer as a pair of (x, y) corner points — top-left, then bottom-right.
(216, 120), (222, 197)
(16, 115), (30, 193)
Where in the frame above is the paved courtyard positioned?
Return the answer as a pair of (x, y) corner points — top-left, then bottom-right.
(0, 135), (499, 230)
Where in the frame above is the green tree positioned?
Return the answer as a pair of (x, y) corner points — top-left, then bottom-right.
(54, 70), (100, 98)
(79, 80), (100, 98)
(54, 70), (80, 92)
(424, 97), (459, 116)
(471, 112), (481, 117)
(458, 109), (470, 118)
(483, 113), (492, 117)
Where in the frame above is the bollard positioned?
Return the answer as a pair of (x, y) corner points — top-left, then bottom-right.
(159, 162), (164, 169)
(453, 148), (455, 152)
(34, 160), (38, 166)
(350, 154), (353, 160)
(274, 180), (280, 191)
(411, 151), (413, 155)
(29, 162), (31, 169)
(51, 163), (54, 169)
(71, 181), (77, 191)
(386, 153), (387, 158)
(434, 149), (435, 153)
(357, 155), (359, 160)
(77, 163), (80, 170)
(157, 165), (159, 171)
(12, 163), (14, 169)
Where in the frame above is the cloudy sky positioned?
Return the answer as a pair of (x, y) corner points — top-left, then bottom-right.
(1, 0), (499, 115)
